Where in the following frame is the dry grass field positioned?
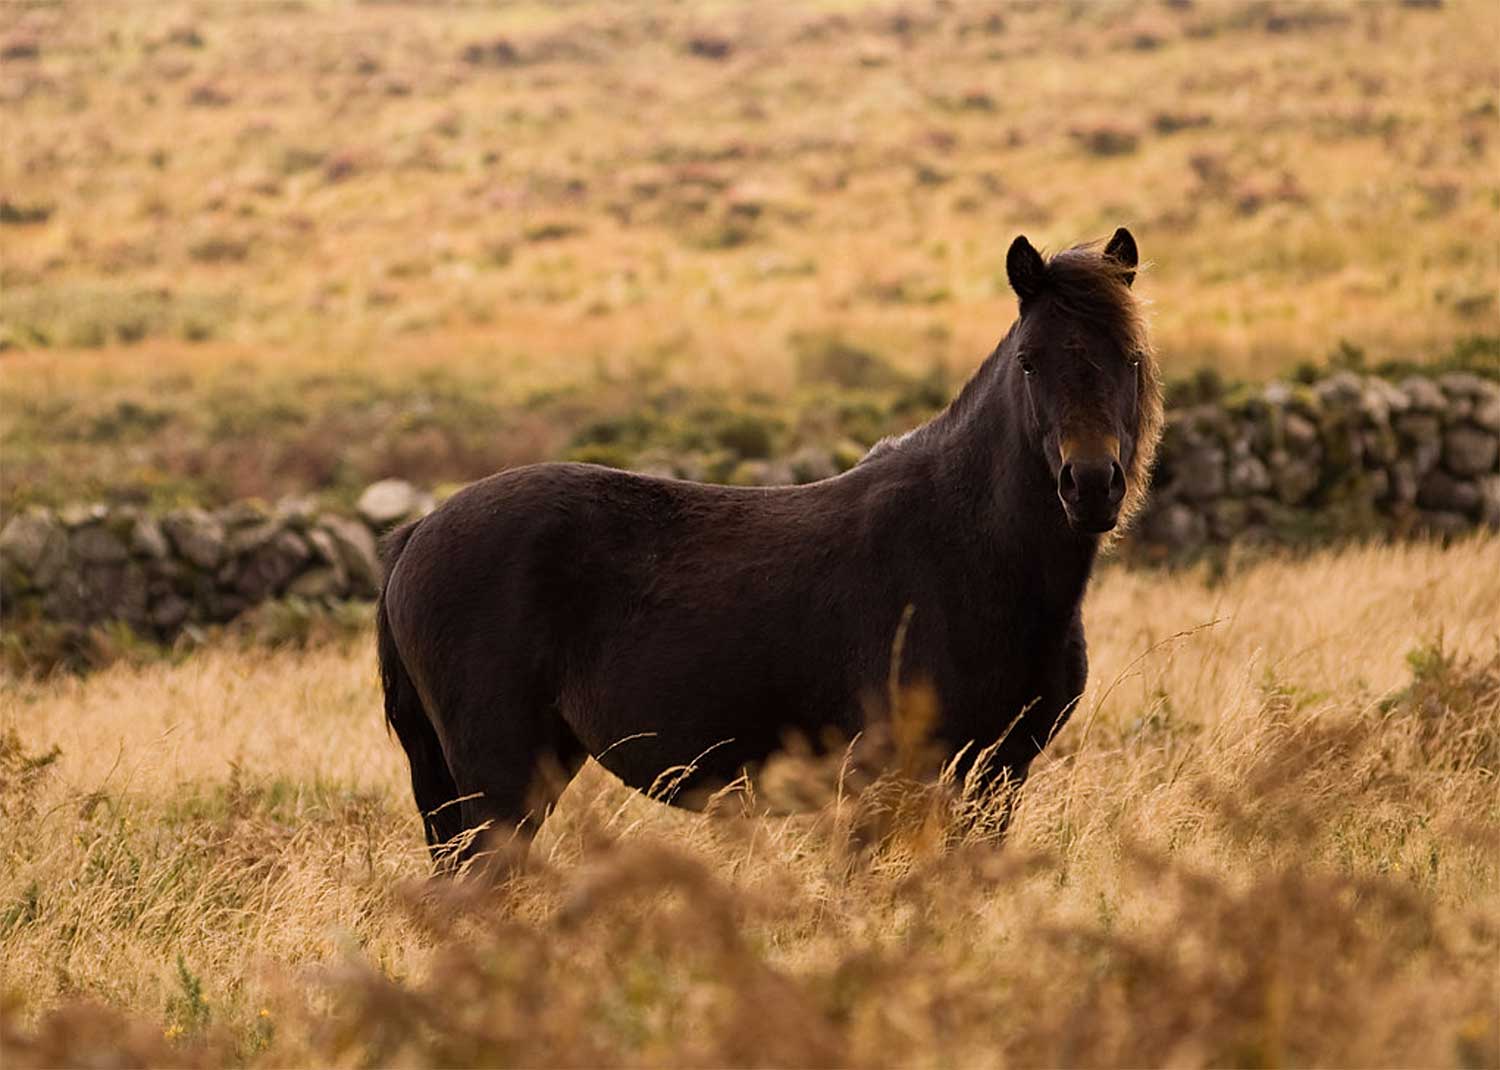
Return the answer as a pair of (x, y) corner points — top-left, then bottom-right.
(3, 536), (1498, 1067)
(3, 0), (1498, 509)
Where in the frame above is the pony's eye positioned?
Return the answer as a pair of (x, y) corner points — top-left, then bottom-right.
(1018, 356), (1036, 376)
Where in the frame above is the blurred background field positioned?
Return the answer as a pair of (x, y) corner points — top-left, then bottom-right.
(2, 0), (1498, 510)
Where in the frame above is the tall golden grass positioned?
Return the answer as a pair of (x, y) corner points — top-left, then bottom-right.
(3, 536), (1497, 1066)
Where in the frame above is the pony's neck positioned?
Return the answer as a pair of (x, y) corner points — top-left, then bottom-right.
(922, 338), (1101, 600)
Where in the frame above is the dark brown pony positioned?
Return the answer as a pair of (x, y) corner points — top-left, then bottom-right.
(378, 229), (1162, 873)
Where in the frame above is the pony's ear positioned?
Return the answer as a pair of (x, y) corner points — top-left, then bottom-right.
(1104, 226), (1138, 287)
(1006, 235), (1047, 304)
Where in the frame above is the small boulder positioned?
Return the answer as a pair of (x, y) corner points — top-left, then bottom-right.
(1387, 460), (1419, 506)
(1438, 371), (1490, 399)
(1474, 394), (1500, 433)
(1227, 453), (1271, 496)
(1417, 470), (1480, 516)
(163, 508), (227, 570)
(71, 525), (129, 565)
(1442, 426), (1498, 477)
(1270, 451), (1321, 505)
(1172, 444), (1226, 500)
(234, 530), (311, 601)
(1399, 376), (1447, 412)
(130, 515), (172, 559)
(227, 519), (283, 556)
(358, 479), (424, 528)
(1282, 413), (1320, 451)
(150, 593), (192, 632)
(305, 528), (350, 591)
(319, 516), (382, 596)
(59, 502), (109, 528)
(0, 508), (68, 588)
(1314, 371), (1364, 408)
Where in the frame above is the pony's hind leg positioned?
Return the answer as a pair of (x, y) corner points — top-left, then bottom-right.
(442, 703), (589, 882)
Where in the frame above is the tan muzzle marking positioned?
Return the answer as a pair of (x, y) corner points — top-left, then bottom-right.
(1060, 433), (1120, 465)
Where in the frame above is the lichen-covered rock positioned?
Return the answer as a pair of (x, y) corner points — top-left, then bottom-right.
(71, 525), (129, 565)
(1399, 376), (1446, 412)
(1171, 443), (1226, 500)
(130, 515), (171, 559)
(1442, 426), (1498, 477)
(1364, 377), (1410, 418)
(150, 593), (191, 631)
(43, 561), (148, 627)
(358, 479), (425, 528)
(1, 508), (68, 589)
(227, 519), (284, 557)
(318, 516), (381, 597)
(1417, 470), (1481, 516)
(304, 528), (349, 590)
(1314, 371), (1364, 409)
(163, 508), (227, 570)
(1393, 414), (1443, 473)
(1269, 451), (1320, 505)
(1282, 413), (1320, 452)
(1360, 426), (1399, 466)
(1227, 451), (1271, 495)
(1474, 393), (1500, 433)
(59, 502), (108, 528)
(1387, 460), (1419, 506)
(1439, 372), (1491, 399)
(234, 530), (311, 601)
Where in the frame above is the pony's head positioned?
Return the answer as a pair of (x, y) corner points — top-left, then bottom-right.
(1005, 228), (1162, 535)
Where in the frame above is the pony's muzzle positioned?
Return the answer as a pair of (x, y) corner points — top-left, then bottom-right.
(1058, 455), (1125, 533)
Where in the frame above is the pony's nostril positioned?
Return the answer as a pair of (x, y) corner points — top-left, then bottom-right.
(1058, 463), (1078, 502)
(1109, 461), (1126, 504)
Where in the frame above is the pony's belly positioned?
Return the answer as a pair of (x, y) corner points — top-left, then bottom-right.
(571, 685), (856, 803)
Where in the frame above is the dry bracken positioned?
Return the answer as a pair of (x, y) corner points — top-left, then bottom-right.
(2, 536), (1497, 1066)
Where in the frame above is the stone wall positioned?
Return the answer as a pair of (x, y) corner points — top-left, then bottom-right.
(2, 371), (1496, 644)
(1134, 370), (1499, 557)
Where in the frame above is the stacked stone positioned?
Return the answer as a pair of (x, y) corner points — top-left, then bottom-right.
(1, 495), (399, 641)
(1138, 371), (1500, 555)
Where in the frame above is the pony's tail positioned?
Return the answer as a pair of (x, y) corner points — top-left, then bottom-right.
(377, 521), (462, 864)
